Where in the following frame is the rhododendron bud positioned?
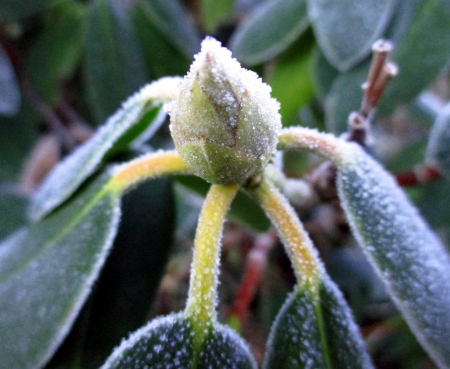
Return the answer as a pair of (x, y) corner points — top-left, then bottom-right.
(169, 37), (281, 185)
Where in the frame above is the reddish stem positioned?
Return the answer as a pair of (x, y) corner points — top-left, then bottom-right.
(396, 165), (441, 187)
(229, 231), (277, 323)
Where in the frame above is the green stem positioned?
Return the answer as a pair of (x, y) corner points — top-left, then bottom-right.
(249, 176), (323, 293)
(107, 150), (190, 194)
(249, 176), (333, 367)
(184, 183), (239, 341)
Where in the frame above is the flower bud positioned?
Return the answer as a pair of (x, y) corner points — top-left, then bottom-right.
(169, 37), (281, 185)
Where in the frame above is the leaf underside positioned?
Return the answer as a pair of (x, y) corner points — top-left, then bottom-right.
(337, 144), (450, 368)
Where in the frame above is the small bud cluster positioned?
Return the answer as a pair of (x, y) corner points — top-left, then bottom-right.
(169, 37), (281, 185)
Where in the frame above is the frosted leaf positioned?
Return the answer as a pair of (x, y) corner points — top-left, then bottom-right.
(425, 101), (450, 178)
(337, 142), (450, 368)
(101, 313), (257, 369)
(169, 37), (281, 184)
(307, 0), (395, 71)
(101, 313), (194, 369)
(196, 323), (257, 369)
(0, 171), (121, 369)
(29, 77), (182, 221)
(263, 276), (373, 369)
(229, 0), (309, 66)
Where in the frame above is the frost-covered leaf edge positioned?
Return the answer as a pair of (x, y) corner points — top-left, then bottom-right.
(425, 102), (450, 178)
(101, 312), (257, 369)
(230, 0), (309, 66)
(29, 77), (181, 221)
(336, 143), (450, 369)
(0, 171), (122, 369)
(263, 275), (373, 369)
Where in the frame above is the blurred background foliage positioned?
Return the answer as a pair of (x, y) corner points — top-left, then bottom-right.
(1, 0), (450, 368)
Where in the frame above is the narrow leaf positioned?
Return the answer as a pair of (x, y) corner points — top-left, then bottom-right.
(0, 171), (121, 369)
(337, 142), (450, 368)
(77, 178), (176, 368)
(0, 43), (20, 116)
(379, 0), (450, 113)
(131, 3), (190, 79)
(24, 2), (85, 104)
(426, 102), (450, 178)
(263, 276), (373, 368)
(307, 0), (395, 71)
(230, 0), (309, 66)
(101, 314), (256, 368)
(137, 0), (201, 58)
(29, 77), (181, 221)
(84, 0), (148, 123)
(278, 126), (450, 368)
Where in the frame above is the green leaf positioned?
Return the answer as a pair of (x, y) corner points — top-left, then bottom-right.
(263, 276), (373, 368)
(379, 0), (450, 114)
(101, 313), (256, 368)
(77, 178), (176, 368)
(416, 179), (450, 233)
(137, 0), (201, 58)
(307, 0), (395, 71)
(175, 175), (270, 232)
(426, 103), (450, 178)
(0, 0), (49, 21)
(230, 0), (309, 66)
(0, 103), (38, 182)
(337, 142), (450, 368)
(131, 3), (190, 79)
(29, 78), (177, 221)
(24, 1), (85, 104)
(200, 0), (235, 33)
(0, 43), (20, 116)
(312, 47), (339, 100)
(268, 34), (315, 124)
(324, 59), (370, 134)
(382, 0), (423, 44)
(84, 0), (148, 123)
(0, 184), (28, 240)
(0, 171), (121, 369)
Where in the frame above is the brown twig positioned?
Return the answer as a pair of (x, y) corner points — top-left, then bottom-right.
(347, 39), (397, 147)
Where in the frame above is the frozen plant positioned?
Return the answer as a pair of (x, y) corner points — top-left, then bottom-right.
(1, 37), (450, 369)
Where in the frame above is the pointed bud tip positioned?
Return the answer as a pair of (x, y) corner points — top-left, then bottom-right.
(170, 37), (281, 185)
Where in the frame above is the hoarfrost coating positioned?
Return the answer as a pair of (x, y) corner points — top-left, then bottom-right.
(337, 143), (450, 368)
(169, 37), (281, 184)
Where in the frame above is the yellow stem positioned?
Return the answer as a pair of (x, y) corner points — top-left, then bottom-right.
(277, 127), (344, 163)
(185, 183), (239, 331)
(107, 150), (190, 194)
(250, 176), (323, 294)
